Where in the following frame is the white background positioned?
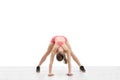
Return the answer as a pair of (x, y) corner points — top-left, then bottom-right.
(0, 0), (120, 66)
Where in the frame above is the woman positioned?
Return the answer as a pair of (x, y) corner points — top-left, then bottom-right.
(36, 36), (86, 76)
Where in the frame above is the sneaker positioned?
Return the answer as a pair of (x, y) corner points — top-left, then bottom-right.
(36, 66), (40, 72)
(80, 66), (86, 72)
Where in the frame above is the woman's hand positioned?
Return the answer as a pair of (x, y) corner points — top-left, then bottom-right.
(48, 73), (54, 76)
(67, 73), (73, 76)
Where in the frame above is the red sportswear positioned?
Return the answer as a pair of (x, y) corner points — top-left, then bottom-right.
(51, 36), (67, 46)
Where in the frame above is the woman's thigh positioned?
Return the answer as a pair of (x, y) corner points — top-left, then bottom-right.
(51, 44), (58, 53)
(62, 44), (70, 53)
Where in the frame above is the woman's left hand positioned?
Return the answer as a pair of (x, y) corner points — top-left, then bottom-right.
(67, 73), (73, 76)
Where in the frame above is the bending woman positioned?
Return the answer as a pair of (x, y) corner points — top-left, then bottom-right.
(36, 36), (86, 76)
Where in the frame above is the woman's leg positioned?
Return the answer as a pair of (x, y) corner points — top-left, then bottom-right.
(65, 41), (86, 72)
(65, 41), (81, 66)
(38, 43), (54, 66)
(71, 52), (81, 66)
(36, 43), (54, 72)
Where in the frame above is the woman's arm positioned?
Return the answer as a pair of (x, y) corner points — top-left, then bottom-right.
(48, 52), (55, 76)
(62, 44), (72, 76)
(48, 44), (57, 76)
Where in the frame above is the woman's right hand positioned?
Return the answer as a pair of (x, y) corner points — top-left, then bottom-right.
(48, 73), (54, 76)
(67, 73), (73, 76)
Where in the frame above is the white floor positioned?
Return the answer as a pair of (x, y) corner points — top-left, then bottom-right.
(0, 66), (120, 80)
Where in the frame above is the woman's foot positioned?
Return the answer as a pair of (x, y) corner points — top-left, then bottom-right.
(36, 66), (40, 72)
(80, 66), (86, 72)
